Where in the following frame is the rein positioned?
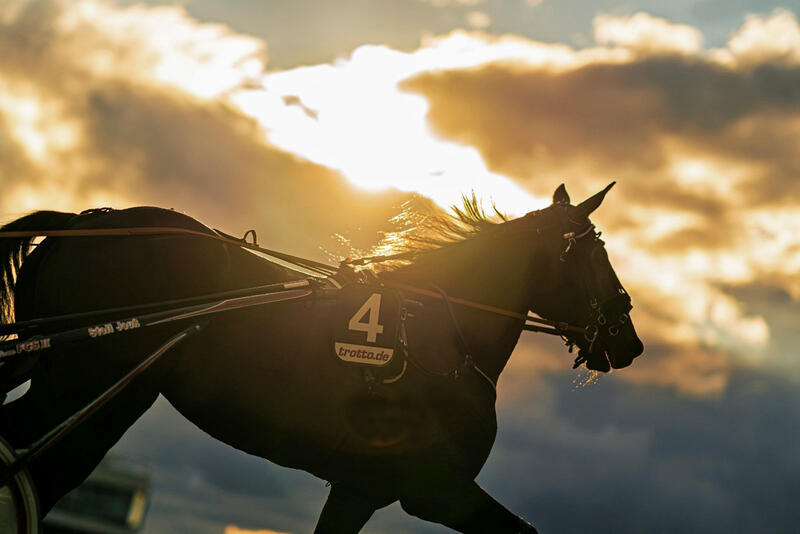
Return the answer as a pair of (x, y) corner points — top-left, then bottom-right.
(0, 226), (339, 277)
(0, 227), (586, 337)
(380, 280), (584, 334)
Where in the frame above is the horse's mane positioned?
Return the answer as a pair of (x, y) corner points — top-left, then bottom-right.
(356, 194), (509, 272)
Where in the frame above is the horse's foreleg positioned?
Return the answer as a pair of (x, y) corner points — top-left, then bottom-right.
(400, 480), (538, 533)
(313, 484), (381, 534)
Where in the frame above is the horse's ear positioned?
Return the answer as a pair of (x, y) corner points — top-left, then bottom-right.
(576, 182), (616, 219)
(553, 183), (570, 205)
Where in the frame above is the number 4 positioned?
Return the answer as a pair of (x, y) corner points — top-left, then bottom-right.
(349, 293), (384, 342)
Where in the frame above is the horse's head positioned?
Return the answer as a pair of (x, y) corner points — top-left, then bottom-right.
(523, 183), (643, 372)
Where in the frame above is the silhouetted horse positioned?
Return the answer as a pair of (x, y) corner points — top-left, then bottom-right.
(0, 184), (642, 532)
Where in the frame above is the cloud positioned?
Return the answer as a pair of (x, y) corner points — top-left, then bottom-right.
(719, 283), (800, 373)
(246, 33), (547, 214)
(716, 9), (800, 67)
(386, 14), (800, 388)
(55, 0), (266, 99)
(0, 0), (407, 258)
(594, 13), (704, 55)
(466, 10), (491, 29)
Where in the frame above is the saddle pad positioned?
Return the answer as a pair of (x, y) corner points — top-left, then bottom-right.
(333, 284), (402, 367)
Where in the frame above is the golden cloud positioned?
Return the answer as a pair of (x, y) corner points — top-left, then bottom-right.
(0, 0), (406, 258)
(715, 9), (800, 67)
(466, 11), (491, 29)
(594, 13), (704, 55)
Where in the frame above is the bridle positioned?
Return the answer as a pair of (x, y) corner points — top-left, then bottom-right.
(557, 222), (633, 369)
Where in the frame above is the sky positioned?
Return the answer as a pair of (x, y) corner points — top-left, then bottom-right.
(0, 0), (799, 532)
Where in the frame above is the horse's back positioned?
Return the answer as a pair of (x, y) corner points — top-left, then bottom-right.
(69, 206), (213, 231)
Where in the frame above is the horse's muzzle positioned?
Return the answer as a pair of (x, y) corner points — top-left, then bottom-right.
(608, 336), (644, 369)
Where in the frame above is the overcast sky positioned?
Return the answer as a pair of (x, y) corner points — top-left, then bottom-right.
(1, 0), (799, 532)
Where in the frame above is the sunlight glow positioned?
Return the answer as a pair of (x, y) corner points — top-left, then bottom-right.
(670, 153), (750, 200)
(748, 208), (800, 274)
(225, 30), (650, 215)
(625, 207), (701, 241)
(234, 39), (563, 214)
(58, 1), (266, 99)
(1, 183), (130, 220)
(0, 82), (81, 163)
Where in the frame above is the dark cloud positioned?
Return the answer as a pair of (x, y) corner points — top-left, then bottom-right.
(0, 0), (61, 76)
(403, 62), (668, 177)
(399, 52), (800, 262)
(481, 362), (800, 533)
(400, 54), (800, 203)
(719, 283), (800, 371)
(614, 179), (738, 253)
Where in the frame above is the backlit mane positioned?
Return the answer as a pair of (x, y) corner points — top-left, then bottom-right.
(362, 194), (508, 272)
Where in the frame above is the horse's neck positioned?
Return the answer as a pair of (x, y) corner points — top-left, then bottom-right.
(390, 237), (539, 381)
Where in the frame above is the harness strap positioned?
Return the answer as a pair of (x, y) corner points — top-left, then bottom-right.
(395, 285), (496, 394)
(0, 322), (205, 487)
(0, 227), (339, 276)
(379, 280), (585, 334)
(0, 280), (313, 336)
(0, 227), (587, 336)
(0, 285), (313, 361)
(341, 250), (418, 267)
(433, 285), (497, 394)
(432, 285), (473, 364)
